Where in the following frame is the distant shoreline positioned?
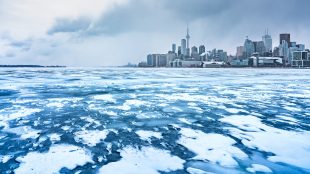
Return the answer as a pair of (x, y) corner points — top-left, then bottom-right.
(0, 65), (66, 68)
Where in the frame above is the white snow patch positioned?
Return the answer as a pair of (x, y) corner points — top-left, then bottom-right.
(0, 155), (13, 163)
(136, 130), (162, 141)
(246, 164), (272, 173)
(14, 144), (93, 174)
(186, 167), (215, 174)
(74, 130), (109, 147)
(220, 115), (310, 169)
(93, 94), (116, 103)
(48, 133), (61, 143)
(98, 146), (185, 174)
(4, 126), (41, 139)
(177, 128), (247, 167)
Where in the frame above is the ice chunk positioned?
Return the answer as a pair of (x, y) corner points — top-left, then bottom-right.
(15, 144), (93, 174)
(246, 164), (272, 173)
(98, 146), (184, 174)
(221, 115), (310, 169)
(74, 130), (109, 147)
(177, 128), (247, 167)
(136, 130), (162, 141)
(93, 94), (116, 103)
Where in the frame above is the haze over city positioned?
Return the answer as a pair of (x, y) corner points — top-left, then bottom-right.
(0, 0), (310, 66)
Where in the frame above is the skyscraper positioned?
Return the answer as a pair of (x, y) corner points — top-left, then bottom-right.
(262, 29), (272, 52)
(256, 41), (266, 56)
(181, 39), (186, 55)
(243, 37), (255, 58)
(172, 44), (176, 53)
(280, 33), (291, 47)
(199, 45), (205, 55)
(236, 46), (244, 58)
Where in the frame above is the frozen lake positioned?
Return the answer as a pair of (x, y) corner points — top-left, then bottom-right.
(0, 68), (310, 174)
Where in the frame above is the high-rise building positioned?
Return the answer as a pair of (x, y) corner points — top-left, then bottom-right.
(199, 45), (205, 55)
(236, 46), (244, 58)
(262, 29), (272, 52)
(273, 47), (280, 57)
(243, 37), (255, 58)
(297, 44), (305, 51)
(280, 40), (289, 64)
(280, 33), (291, 47)
(191, 46), (199, 60)
(172, 44), (176, 53)
(181, 39), (186, 55)
(177, 46), (181, 56)
(256, 41), (266, 56)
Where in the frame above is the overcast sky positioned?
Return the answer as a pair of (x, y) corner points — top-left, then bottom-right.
(0, 0), (309, 66)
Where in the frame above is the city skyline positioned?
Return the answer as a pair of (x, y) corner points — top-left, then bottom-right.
(0, 0), (310, 66)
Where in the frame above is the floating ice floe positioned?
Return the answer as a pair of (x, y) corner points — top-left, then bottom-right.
(0, 155), (13, 163)
(220, 115), (310, 170)
(93, 94), (116, 103)
(246, 164), (272, 173)
(177, 128), (247, 167)
(74, 130), (110, 147)
(48, 133), (61, 143)
(186, 167), (214, 174)
(98, 146), (185, 174)
(14, 144), (93, 174)
(136, 130), (162, 141)
(0, 107), (41, 122)
(4, 126), (41, 139)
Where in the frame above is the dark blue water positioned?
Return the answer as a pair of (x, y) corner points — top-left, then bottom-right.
(0, 68), (310, 174)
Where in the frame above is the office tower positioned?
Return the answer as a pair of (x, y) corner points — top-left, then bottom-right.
(236, 46), (244, 58)
(181, 39), (186, 55)
(191, 46), (199, 60)
(147, 54), (153, 67)
(262, 29), (273, 52)
(280, 33), (291, 47)
(273, 47), (280, 57)
(256, 41), (266, 56)
(243, 37), (255, 58)
(177, 46), (181, 56)
(172, 44), (176, 53)
(297, 44), (305, 51)
(199, 45), (205, 55)
(280, 40), (289, 64)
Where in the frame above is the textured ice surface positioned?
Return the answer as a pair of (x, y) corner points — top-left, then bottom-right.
(98, 146), (185, 174)
(74, 130), (110, 147)
(246, 164), (272, 173)
(177, 128), (247, 167)
(220, 115), (310, 170)
(1, 68), (310, 173)
(14, 144), (93, 174)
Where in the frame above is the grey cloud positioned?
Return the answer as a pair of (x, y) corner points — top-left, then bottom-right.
(47, 17), (91, 35)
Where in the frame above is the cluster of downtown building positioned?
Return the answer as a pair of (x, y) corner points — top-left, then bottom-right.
(138, 28), (310, 68)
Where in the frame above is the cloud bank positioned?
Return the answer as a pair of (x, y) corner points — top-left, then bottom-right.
(0, 0), (309, 66)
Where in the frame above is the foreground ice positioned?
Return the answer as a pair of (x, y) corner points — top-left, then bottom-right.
(14, 144), (93, 174)
(220, 115), (310, 170)
(98, 146), (185, 174)
(177, 127), (247, 167)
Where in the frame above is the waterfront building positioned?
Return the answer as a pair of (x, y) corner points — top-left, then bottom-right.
(262, 29), (273, 53)
(167, 52), (177, 67)
(292, 51), (310, 67)
(146, 54), (167, 67)
(273, 47), (280, 57)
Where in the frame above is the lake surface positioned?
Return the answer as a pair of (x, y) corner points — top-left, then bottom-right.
(0, 68), (310, 174)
